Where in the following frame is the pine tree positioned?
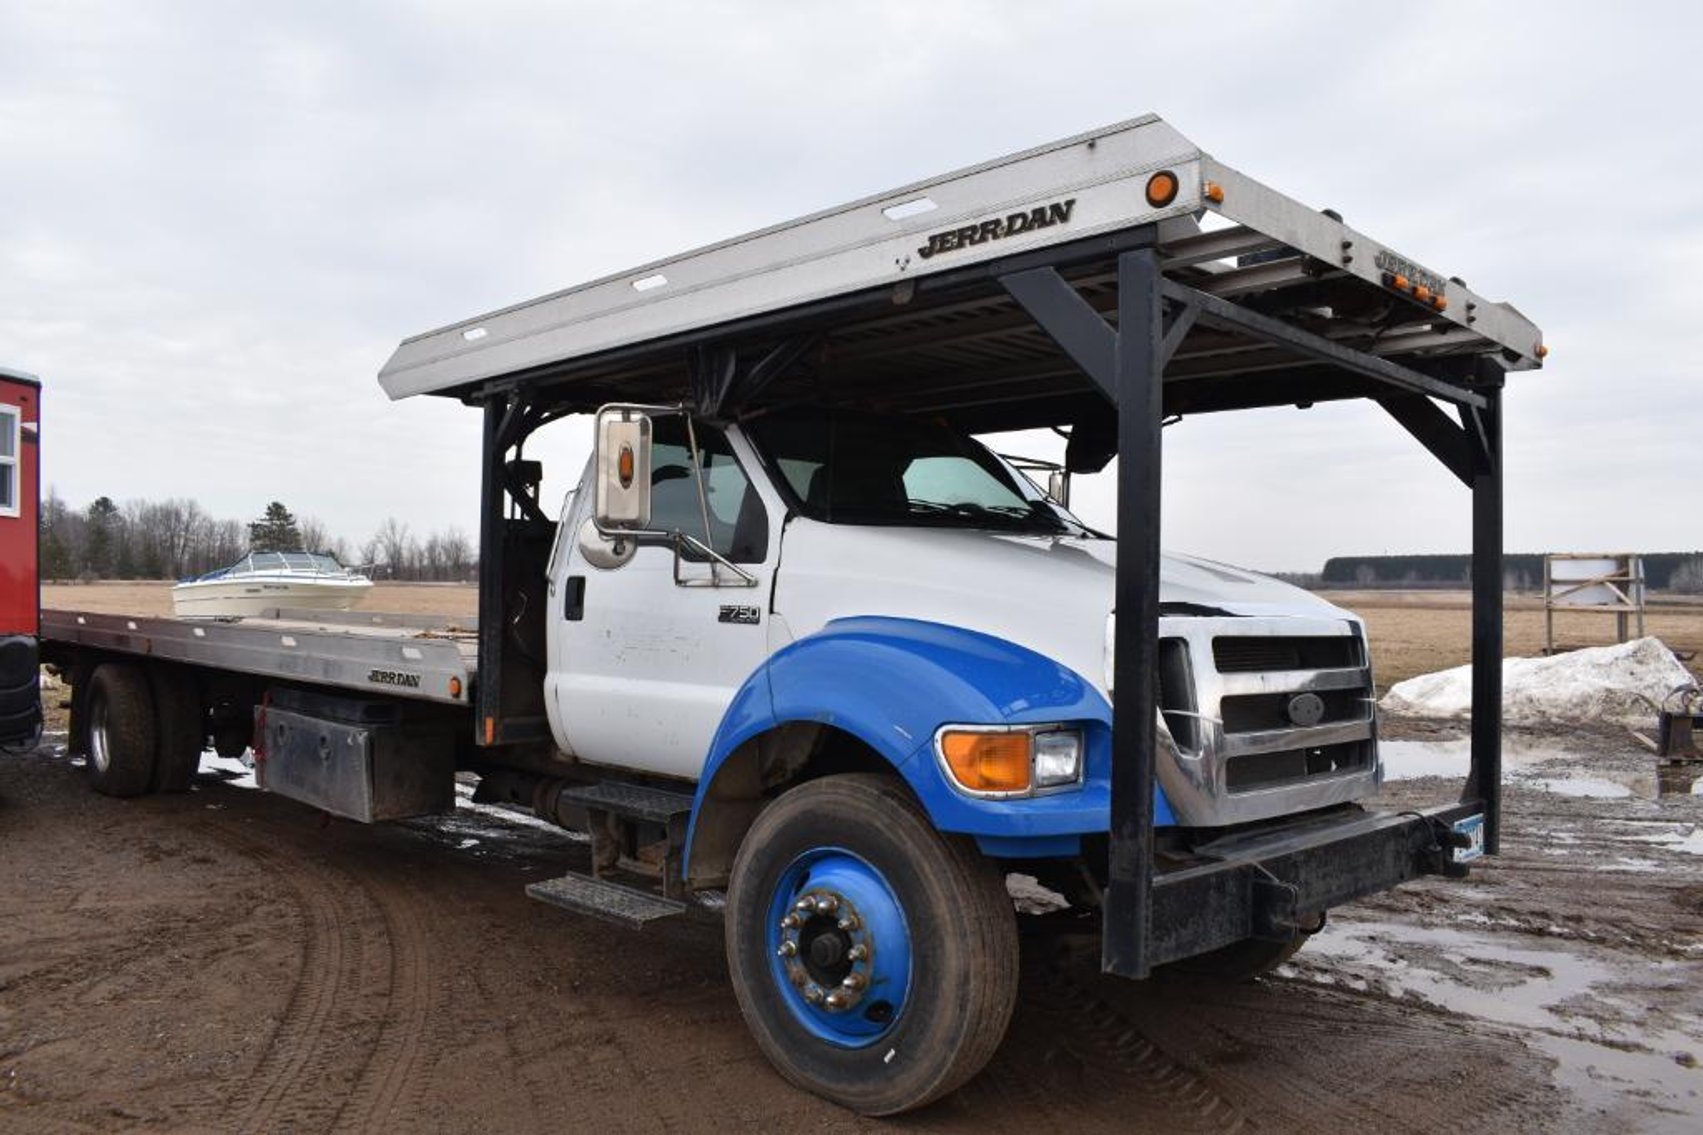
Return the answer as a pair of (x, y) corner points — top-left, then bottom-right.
(248, 501), (304, 553)
(84, 496), (118, 578)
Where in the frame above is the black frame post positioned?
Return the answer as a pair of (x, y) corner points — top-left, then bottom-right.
(1104, 248), (1164, 978)
(1464, 383), (1504, 852)
(475, 396), (506, 746)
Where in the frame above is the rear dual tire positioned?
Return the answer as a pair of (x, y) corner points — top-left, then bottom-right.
(82, 663), (204, 797)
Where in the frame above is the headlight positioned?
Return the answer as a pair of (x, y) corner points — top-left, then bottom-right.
(935, 725), (1084, 797)
(1032, 729), (1084, 787)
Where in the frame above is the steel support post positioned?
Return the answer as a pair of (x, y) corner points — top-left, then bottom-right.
(1464, 384), (1504, 852)
(475, 397), (507, 746)
(1103, 248), (1164, 978)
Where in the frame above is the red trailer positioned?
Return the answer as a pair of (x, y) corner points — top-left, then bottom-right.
(0, 367), (40, 746)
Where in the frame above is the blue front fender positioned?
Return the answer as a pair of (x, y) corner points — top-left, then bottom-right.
(686, 617), (1176, 869)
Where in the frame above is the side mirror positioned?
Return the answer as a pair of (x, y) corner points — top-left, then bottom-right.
(1045, 469), (1071, 508)
(594, 407), (652, 530)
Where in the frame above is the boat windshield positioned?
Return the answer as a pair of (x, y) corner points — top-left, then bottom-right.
(195, 552), (355, 580)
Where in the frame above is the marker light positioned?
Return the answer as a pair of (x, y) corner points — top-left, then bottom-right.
(1413, 285), (1432, 303)
(1145, 170), (1179, 208)
(1203, 181), (1225, 204)
(936, 727), (1085, 796)
(1535, 343), (1549, 359)
(449, 676), (463, 698)
(938, 731), (1030, 794)
(617, 444), (635, 488)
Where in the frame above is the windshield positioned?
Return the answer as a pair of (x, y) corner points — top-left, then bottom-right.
(745, 409), (1092, 536)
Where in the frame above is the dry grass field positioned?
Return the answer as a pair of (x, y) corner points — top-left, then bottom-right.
(1330, 589), (1703, 692)
(41, 582), (1702, 693)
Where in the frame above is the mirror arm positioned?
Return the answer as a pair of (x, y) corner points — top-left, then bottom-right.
(672, 533), (759, 588)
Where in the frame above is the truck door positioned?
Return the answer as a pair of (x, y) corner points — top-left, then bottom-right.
(550, 418), (778, 780)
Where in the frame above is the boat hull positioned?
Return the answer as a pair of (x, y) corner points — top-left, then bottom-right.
(171, 577), (373, 618)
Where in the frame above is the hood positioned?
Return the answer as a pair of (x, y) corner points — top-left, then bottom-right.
(772, 520), (1355, 696)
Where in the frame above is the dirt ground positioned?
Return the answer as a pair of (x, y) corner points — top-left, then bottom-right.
(3, 589), (1701, 1131)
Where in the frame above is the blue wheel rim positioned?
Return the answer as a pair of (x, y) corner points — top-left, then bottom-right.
(764, 846), (912, 1047)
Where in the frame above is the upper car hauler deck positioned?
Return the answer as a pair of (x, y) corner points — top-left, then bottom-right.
(39, 115), (1540, 1114)
(1, 367), (42, 748)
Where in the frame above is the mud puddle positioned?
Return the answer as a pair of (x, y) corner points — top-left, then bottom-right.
(1287, 919), (1703, 1123)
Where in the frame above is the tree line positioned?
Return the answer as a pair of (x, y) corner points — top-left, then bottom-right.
(40, 491), (476, 583)
(1319, 552), (1703, 593)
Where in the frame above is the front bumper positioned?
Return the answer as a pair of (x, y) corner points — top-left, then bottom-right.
(1141, 801), (1481, 967)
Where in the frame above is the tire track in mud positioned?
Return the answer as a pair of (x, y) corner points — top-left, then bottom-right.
(1007, 954), (1251, 1133)
(195, 817), (442, 1135)
(207, 824), (365, 1135)
(333, 868), (437, 1133)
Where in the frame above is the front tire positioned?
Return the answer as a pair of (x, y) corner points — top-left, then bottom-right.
(85, 664), (158, 798)
(725, 773), (1018, 1116)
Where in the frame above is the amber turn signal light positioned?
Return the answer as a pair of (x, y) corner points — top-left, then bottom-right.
(1145, 170), (1179, 208)
(939, 731), (1031, 793)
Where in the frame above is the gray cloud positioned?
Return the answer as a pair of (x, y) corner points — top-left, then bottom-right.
(2, 1), (1697, 568)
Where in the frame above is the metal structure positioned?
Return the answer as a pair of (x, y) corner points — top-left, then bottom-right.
(0, 366), (42, 748)
(374, 115), (1540, 979)
(1544, 552), (1647, 653)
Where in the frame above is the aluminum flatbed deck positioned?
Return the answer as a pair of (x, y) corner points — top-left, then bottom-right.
(40, 608), (476, 707)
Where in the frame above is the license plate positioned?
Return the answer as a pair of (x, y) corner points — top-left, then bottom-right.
(1452, 814), (1485, 863)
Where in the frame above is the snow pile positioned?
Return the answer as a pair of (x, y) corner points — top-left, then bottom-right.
(1380, 637), (1696, 726)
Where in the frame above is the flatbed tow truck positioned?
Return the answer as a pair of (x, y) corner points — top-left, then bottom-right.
(38, 115), (1542, 1114)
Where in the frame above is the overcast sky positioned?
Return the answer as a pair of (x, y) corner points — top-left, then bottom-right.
(3, 1), (1698, 571)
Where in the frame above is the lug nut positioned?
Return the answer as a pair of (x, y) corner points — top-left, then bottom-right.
(814, 895), (838, 914)
(847, 944), (868, 962)
(780, 913), (800, 930)
(823, 991), (849, 1011)
(803, 986), (825, 1005)
(795, 897), (815, 913)
(842, 972), (867, 991)
(777, 940), (797, 958)
(837, 915), (860, 932)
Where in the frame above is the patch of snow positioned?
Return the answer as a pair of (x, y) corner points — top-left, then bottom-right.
(1379, 637), (1695, 726)
(1006, 872), (1071, 915)
(1528, 776), (1633, 799)
(1629, 825), (1703, 856)
(200, 750), (257, 789)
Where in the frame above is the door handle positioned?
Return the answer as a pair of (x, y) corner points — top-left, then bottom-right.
(564, 576), (586, 621)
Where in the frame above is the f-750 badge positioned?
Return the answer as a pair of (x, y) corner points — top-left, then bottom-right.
(719, 605), (762, 625)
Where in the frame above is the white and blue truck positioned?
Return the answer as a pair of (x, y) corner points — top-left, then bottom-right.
(40, 115), (1542, 1114)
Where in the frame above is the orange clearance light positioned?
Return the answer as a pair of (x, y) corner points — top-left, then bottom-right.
(939, 731), (1031, 793)
(1203, 180), (1225, 204)
(1432, 295), (1449, 311)
(1391, 273), (1410, 292)
(1145, 170), (1179, 208)
(1535, 343), (1549, 359)
(484, 716), (496, 745)
(1413, 284), (1432, 303)
(449, 676), (463, 698)
(617, 444), (635, 489)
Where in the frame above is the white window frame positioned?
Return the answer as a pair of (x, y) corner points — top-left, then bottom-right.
(0, 403), (20, 518)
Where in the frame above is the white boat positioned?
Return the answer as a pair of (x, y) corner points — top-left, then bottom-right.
(171, 552), (374, 618)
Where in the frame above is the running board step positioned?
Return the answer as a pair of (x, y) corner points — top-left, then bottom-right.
(555, 781), (695, 824)
(525, 872), (687, 928)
